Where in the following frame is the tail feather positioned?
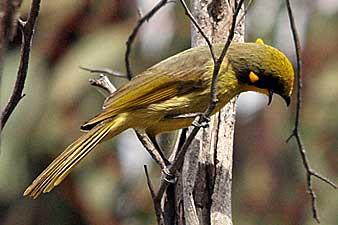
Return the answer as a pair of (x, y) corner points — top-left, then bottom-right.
(24, 120), (121, 199)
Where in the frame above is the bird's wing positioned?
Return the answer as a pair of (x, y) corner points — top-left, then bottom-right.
(81, 49), (212, 130)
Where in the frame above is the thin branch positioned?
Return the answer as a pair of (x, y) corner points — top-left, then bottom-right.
(80, 66), (128, 79)
(310, 171), (337, 188)
(144, 165), (165, 224)
(0, 0), (41, 132)
(135, 129), (168, 169)
(124, 0), (170, 80)
(179, 0), (216, 62)
(144, 165), (155, 198)
(285, 0), (302, 132)
(143, 165), (165, 224)
(285, 0), (337, 223)
(89, 74), (117, 96)
(206, 0), (244, 115)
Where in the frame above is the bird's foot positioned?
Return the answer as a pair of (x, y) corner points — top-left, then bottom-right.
(162, 167), (176, 184)
(192, 114), (210, 128)
(164, 112), (203, 120)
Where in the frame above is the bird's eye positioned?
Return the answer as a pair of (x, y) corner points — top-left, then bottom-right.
(249, 71), (259, 83)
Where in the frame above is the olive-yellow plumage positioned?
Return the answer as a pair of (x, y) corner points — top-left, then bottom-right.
(24, 41), (294, 198)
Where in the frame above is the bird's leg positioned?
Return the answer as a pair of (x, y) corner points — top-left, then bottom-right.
(146, 132), (171, 167)
(192, 114), (210, 128)
(164, 112), (202, 120)
(143, 131), (177, 183)
(164, 112), (210, 128)
(142, 131), (176, 183)
(176, 128), (188, 154)
(161, 166), (176, 184)
(160, 128), (189, 184)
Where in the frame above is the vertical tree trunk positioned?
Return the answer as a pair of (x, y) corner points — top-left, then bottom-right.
(174, 1), (244, 224)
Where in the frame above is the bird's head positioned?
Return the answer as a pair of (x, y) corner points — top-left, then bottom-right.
(227, 39), (294, 106)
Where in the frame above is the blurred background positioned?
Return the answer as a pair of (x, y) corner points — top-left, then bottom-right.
(1, 0), (337, 224)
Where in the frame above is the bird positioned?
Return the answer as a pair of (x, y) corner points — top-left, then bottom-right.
(24, 39), (294, 198)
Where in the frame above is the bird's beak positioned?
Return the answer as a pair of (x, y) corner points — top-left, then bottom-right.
(282, 95), (291, 107)
(267, 89), (274, 105)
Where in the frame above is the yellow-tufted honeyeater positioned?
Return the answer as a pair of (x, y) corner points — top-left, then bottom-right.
(24, 39), (294, 198)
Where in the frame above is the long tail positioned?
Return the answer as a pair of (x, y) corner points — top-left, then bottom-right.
(24, 118), (125, 199)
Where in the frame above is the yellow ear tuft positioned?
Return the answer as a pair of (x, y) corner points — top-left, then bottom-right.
(255, 38), (264, 44)
(249, 71), (259, 83)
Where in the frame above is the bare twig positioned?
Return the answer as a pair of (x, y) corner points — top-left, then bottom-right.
(178, 0), (216, 62)
(206, 0), (243, 114)
(285, 0), (337, 223)
(144, 165), (164, 224)
(80, 66), (127, 79)
(125, 0), (170, 80)
(0, 0), (41, 132)
(89, 74), (117, 96)
(135, 129), (168, 169)
(144, 165), (155, 198)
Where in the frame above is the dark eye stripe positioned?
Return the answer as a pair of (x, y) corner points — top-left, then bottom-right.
(254, 74), (285, 95)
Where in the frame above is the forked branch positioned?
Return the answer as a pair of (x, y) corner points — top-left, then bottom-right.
(125, 0), (171, 79)
(0, 0), (41, 132)
(285, 0), (337, 223)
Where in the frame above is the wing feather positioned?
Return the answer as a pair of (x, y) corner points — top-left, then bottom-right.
(81, 46), (213, 130)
